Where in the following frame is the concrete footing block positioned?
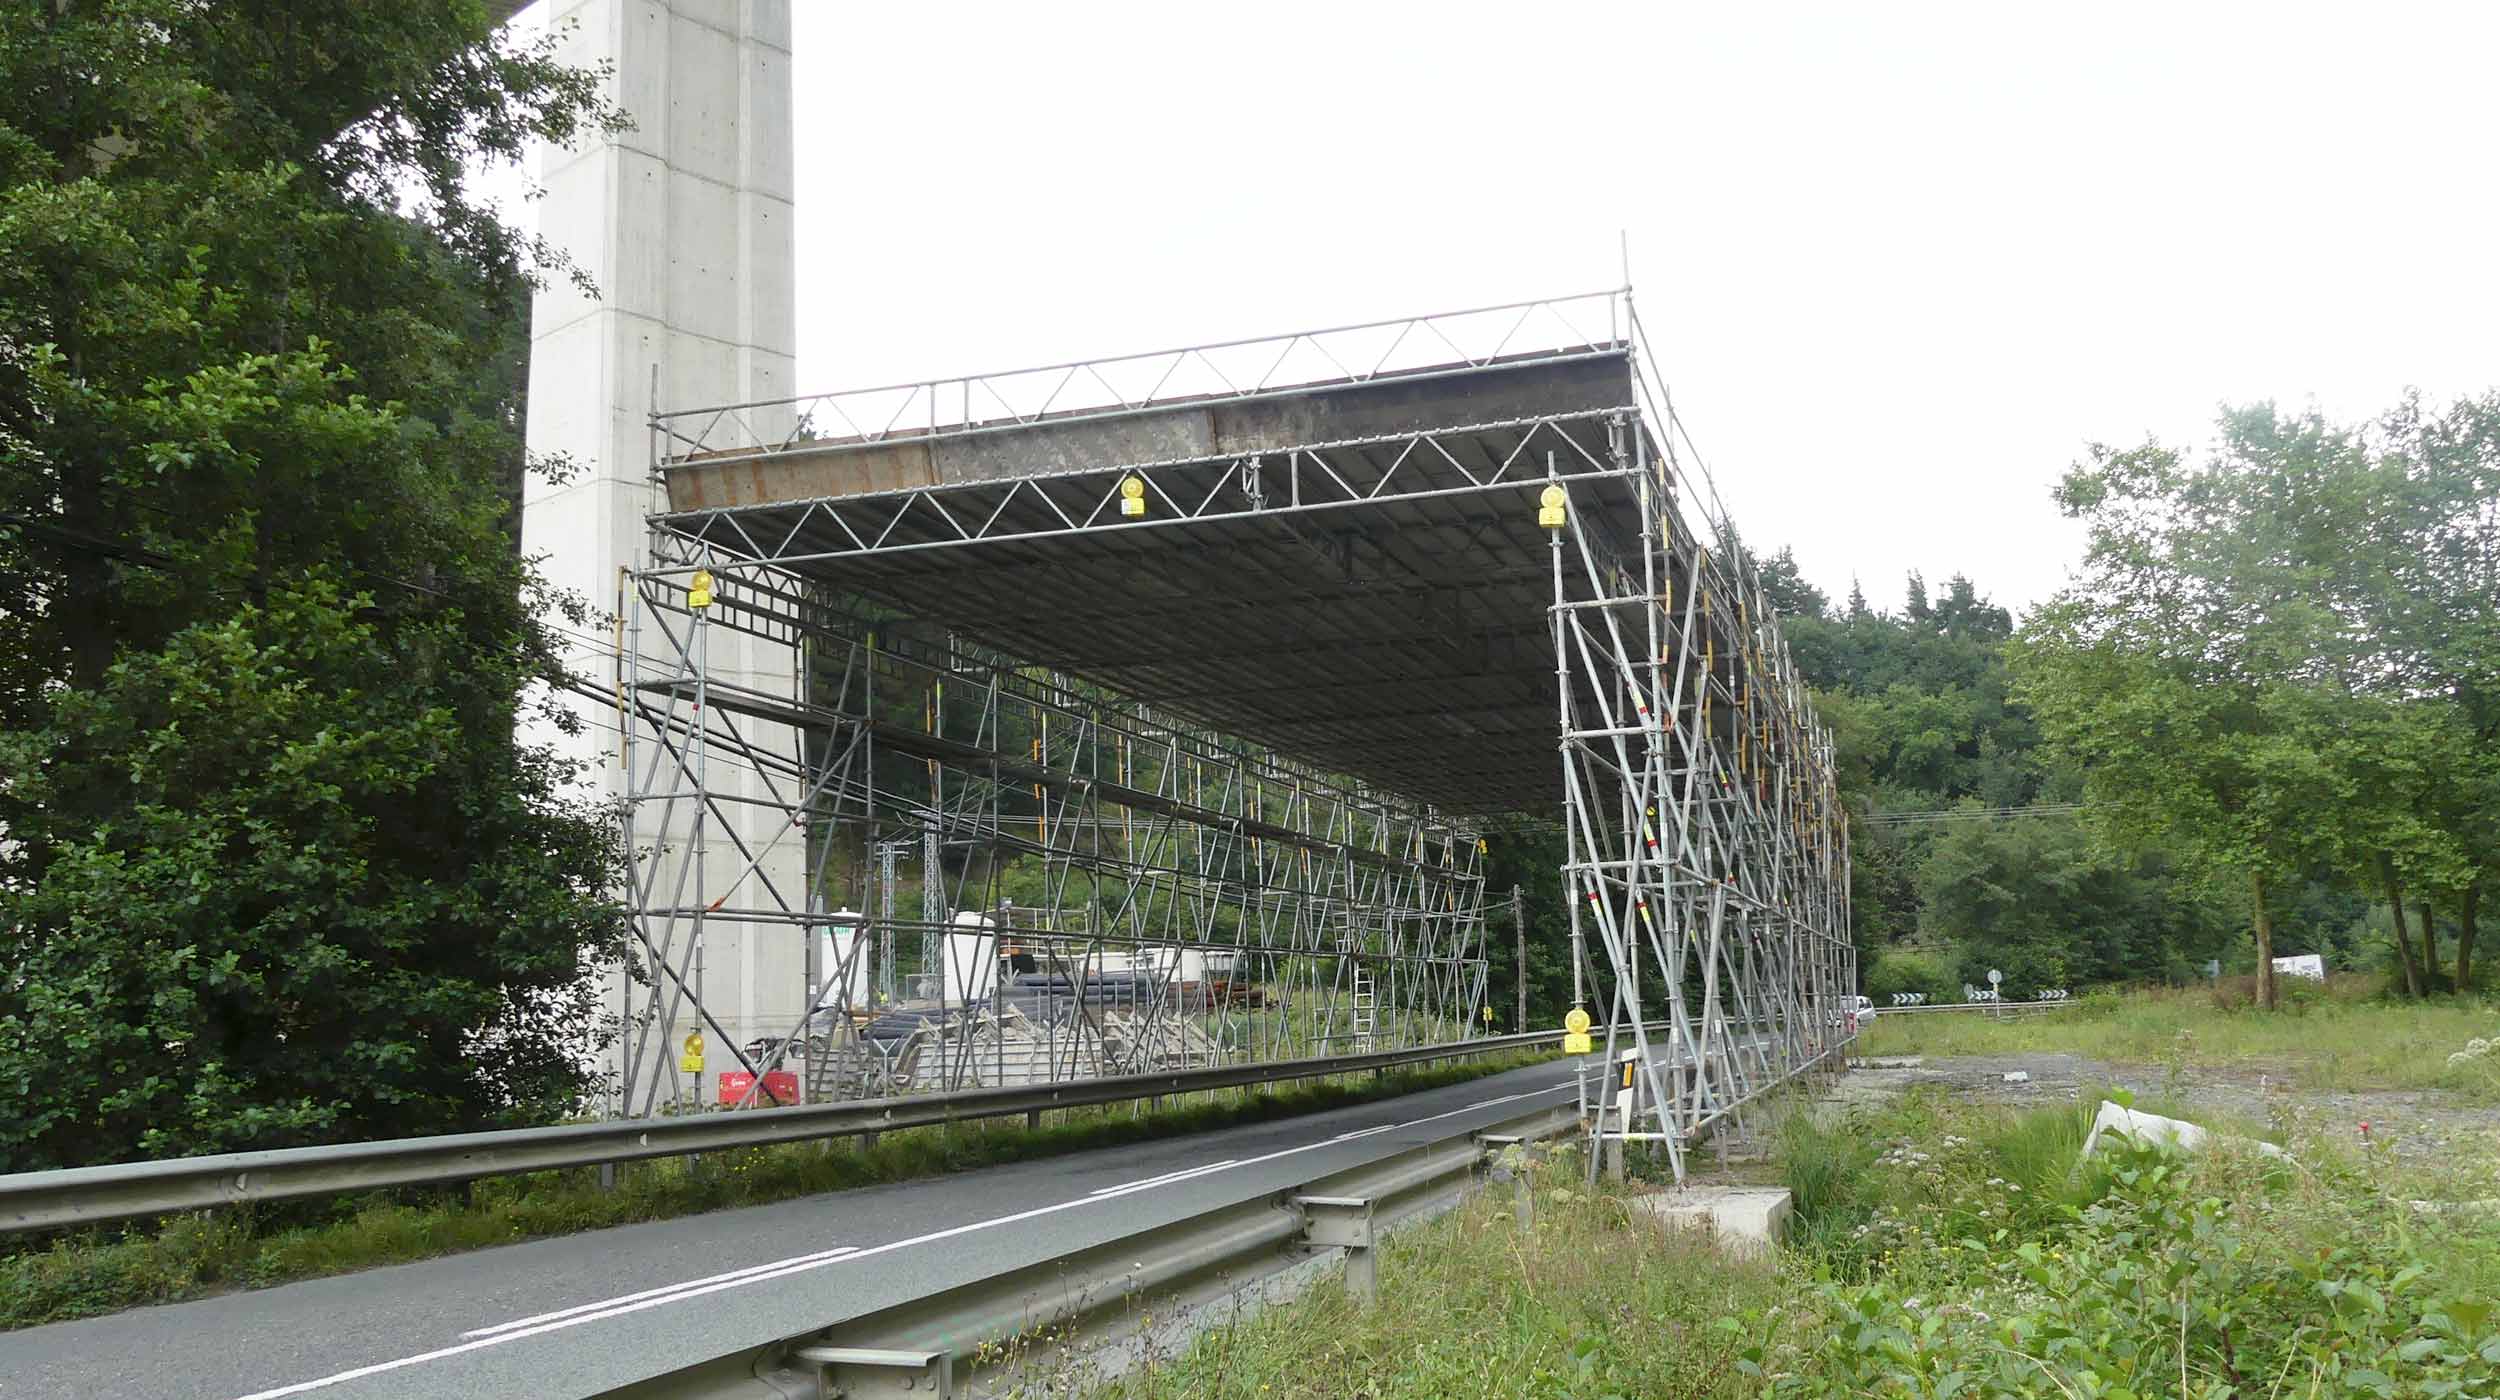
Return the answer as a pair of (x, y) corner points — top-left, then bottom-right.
(1632, 1185), (1792, 1259)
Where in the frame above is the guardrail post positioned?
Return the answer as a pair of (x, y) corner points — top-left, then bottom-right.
(795, 1345), (953, 1399)
(1296, 1194), (1379, 1307)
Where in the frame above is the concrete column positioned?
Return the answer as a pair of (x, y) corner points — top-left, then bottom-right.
(524, 0), (803, 1108)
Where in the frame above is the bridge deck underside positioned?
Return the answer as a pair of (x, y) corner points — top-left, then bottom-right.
(653, 356), (1688, 815)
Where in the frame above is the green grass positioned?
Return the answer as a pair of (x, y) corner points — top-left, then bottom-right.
(1091, 1085), (2500, 1398)
(1085, 1149), (1790, 1400)
(0, 1051), (1550, 1332)
(1861, 983), (2500, 1100)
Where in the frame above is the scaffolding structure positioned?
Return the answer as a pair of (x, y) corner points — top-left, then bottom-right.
(619, 289), (1852, 1174)
(1545, 415), (1855, 1181)
(611, 572), (1487, 1116)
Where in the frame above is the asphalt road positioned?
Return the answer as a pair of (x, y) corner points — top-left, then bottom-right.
(0, 1057), (1596, 1400)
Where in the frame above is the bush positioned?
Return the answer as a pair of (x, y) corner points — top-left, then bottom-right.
(1760, 1136), (2500, 1398)
(1865, 949), (1957, 1005)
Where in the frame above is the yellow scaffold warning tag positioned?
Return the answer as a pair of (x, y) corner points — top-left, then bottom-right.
(1562, 1006), (1592, 1055)
(679, 1031), (705, 1074)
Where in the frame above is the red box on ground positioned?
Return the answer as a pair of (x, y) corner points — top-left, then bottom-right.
(717, 1069), (800, 1106)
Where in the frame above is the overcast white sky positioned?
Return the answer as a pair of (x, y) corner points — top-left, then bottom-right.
(519, 2), (2500, 617)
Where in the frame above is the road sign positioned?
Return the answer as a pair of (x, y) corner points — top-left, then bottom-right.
(1987, 969), (2003, 987)
(679, 1031), (704, 1074)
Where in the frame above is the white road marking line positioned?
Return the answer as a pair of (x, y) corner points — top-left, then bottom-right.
(459, 1246), (861, 1339)
(227, 1078), (1572, 1400)
(1330, 1124), (1397, 1141)
(231, 1246), (893, 1400)
(1088, 1160), (1238, 1197)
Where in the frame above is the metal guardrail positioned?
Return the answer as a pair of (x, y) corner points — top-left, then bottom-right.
(1872, 998), (2085, 1018)
(0, 1031), (1566, 1235)
(618, 1097), (1589, 1398)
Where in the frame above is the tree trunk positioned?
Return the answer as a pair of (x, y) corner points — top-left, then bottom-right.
(2252, 868), (2277, 1011)
(2416, 901), (2440, 994)
(2379, 853), (2421, 998)
(2460, 880), (2481, 991)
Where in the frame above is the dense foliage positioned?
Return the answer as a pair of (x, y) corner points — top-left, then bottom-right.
(1761, 547), (2247, 998)
(0, 2), (628, 1168)
(2017, 397), (2499, 1005)
(1756, 1092), (2500, 1399)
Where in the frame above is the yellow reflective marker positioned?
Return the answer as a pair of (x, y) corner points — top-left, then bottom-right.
(1118, 476), (1147, 517)
(679, 1030), (705, 1074)
(1537, 484), (1567, 529)
(1563, 1032), (1593, 1055)
(687, 569), (715, 610)
(1563, 1006), (1591, 1034)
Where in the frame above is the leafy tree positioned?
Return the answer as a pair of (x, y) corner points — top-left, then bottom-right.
(2014, 618), (2349, 1009)
(1754, 545), (1828, 620)
(2013, 396), (2500, 1006)
(1916, 815), (2233, 992)
(1930, 574), (2012, 643)
(1479, 818), (1582, 1030)
(1762, 537), (2228, 994)
(0, 2), (627, 1167)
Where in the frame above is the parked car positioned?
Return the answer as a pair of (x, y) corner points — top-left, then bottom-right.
(1828, 995), (1876, 1031)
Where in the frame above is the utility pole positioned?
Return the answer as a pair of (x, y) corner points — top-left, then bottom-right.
(874, 837), (911, 1005)
(1511, 885), (1527, 1030)
(920, 816), (943, 989)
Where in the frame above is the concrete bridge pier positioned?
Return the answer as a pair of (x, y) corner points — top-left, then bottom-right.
(522, 0), (805, 1108)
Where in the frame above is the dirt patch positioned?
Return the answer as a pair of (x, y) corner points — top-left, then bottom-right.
(1833, 1054), (2500, 1164)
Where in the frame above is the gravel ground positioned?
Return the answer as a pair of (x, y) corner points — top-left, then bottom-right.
(1833, 1053), (2500, 1164)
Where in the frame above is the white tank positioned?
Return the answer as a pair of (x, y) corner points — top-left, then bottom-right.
(943, 910), (998, 1005)
(816, 909), (870, 1010)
